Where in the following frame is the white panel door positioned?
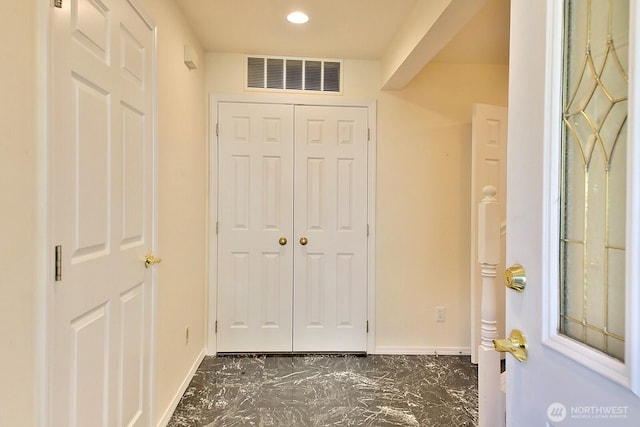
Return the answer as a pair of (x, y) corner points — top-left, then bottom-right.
(50, 1), (155, 426)
(216, 103), (368, 352)
(293, 105), (368, 352)
(470, 104), (507, 364)
(505, 1), (640, 426)
(217, 102), (294, 352)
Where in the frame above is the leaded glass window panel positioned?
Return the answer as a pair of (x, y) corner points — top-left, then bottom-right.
(560, 0), (629, 361)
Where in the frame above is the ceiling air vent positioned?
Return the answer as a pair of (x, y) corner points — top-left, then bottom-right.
(246, 55), (342, 94)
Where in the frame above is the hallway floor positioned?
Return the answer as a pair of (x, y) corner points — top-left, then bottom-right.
(167, 354), (478, 426)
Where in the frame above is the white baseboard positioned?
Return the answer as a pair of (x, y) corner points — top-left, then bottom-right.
(156, 348), (206, 427)
(374, 346), (471, 356)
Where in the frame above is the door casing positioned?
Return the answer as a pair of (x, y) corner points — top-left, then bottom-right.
(206, 94), (377, 355)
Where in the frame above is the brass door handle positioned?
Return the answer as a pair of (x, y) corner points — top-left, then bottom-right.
(279, 237), (288, 246)
(299, 237), (308, 246)
(504, 264), (526, 292)
(144, 253), (162, 268)
(493, 329), (528, 362)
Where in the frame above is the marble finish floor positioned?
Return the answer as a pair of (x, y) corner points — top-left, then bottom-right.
(168, 354), (478, 426)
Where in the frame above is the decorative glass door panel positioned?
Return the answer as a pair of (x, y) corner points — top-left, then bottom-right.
(560, 0), (629, 361)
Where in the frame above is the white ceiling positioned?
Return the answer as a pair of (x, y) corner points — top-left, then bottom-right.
(176, 0), (510, 64)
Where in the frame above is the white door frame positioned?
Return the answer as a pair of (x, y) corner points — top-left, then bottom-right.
(43, 1), (159, 425)
(207, 94), (377, 355)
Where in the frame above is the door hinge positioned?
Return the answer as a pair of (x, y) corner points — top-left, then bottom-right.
(367, 128), (371, 142)
(215, 320), (218, 333)
(54, 0), (63, 8)
(216, 221), (219, 235)
(366, 321), (369, 333)
(216, 123), (220, 137)
(367, 224), (370, 237)
(54, 245), (62, 281)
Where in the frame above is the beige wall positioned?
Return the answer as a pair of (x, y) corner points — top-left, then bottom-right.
(0, 1), (41, 426)
(205, 53), (508, 352)
(376, 63), (508, 350)
(138, 0), (208, 424)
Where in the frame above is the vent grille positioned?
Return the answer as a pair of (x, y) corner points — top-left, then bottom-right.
(246, 55), (342, 94)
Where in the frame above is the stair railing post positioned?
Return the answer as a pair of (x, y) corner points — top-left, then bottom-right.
(477, 185), (504, 427)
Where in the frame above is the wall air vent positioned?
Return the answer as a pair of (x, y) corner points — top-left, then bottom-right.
(246, 55), (343, 94)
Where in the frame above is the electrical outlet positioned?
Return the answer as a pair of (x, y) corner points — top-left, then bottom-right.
(436, 306), (446, 322)
(185, 325), (190, 345)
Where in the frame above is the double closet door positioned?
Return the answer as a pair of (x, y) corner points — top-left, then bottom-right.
(217, 102), (368, 353)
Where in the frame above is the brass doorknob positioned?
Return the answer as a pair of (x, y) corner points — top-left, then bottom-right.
(144, 253), (162, 268)
(504, 264), (526, 292)
(279, 237), (288, 246)
(299, 237), (308, 246)
(493, 329), (528, 362)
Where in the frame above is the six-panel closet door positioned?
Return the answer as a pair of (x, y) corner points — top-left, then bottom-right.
(216, 102), (368, 353)
(293, 105), (368, 352)
(217, 102), (295, 352)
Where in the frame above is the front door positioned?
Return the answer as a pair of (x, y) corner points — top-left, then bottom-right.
(50, 1), (156, 425)
(216, 102), (369, 353)
(506, 1), (640, 425)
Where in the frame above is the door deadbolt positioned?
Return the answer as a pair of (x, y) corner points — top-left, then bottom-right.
(504, 264), (526, 292)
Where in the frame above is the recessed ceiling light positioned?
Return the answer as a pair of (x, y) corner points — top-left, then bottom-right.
(287, 11), (309, 24)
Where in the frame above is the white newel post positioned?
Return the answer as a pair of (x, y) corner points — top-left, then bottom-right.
(477, 185), (504, 427)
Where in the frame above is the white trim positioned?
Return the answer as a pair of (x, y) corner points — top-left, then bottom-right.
(155, 348), (206, 427)
(366, 101), (377, 354)
(209, 93), (376, 109)
(541, 0), (640, 395)
(545, 335), (628, 386)
(206, 94), (377, 355)
(626, 0), (640, 397)
(145, 7), (159, 427)
(375, 347), (472, 356)
(206, 94), (219, 355)
(541, 0), (564, 347)
(202, 66), (212, 359)
(38, 2), (50, 426)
